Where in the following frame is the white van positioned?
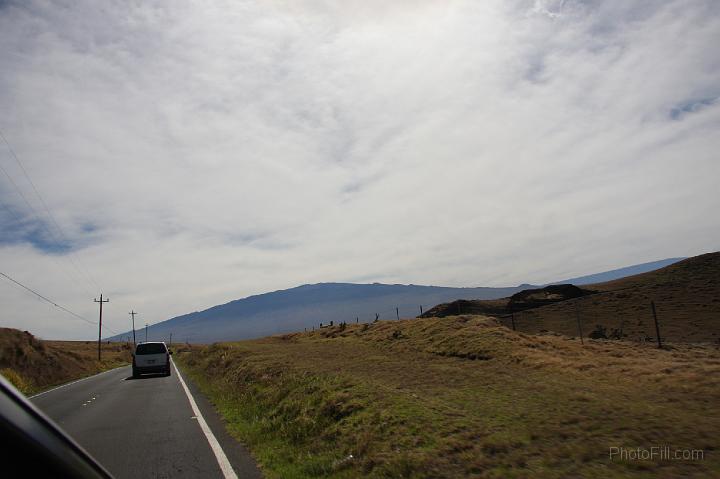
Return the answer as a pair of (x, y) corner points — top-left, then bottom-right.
(132, 342), (171, 378)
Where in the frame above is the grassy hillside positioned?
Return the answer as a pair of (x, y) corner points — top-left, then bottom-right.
(504, 252), (720, 343)
(0, 328), (132, 395)
(425, 252), (720, 343)
(554, 257), (685, 285)
(176, 316), (719, 478)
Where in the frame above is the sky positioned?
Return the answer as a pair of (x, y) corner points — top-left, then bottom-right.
(1, 0), (718, 340)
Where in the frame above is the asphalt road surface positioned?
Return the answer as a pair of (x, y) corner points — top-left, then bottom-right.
(31, 362), (262, 479)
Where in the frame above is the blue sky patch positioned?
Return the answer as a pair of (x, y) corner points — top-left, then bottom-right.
(0, 206), (74, 254)
(670, 97), (717, 120)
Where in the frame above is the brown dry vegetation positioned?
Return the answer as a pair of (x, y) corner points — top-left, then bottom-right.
(177, 316), (720, 478)
(0, 328), (132, 395)
(502, 252), (720, 343)
(426, 253), (720, 344)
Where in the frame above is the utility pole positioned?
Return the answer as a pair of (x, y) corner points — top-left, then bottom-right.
(129, 310), (138, 347)
(575, 302), (584, 345)
(145, 324), (148, 342)
(94, 294), (109, 361)
(651, 301), (662, 349)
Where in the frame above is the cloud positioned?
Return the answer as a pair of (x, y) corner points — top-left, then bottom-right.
(1, 0), (718, 338)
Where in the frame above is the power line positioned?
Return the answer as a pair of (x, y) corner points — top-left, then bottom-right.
(0, 160), (94, 297)
(0, 129), (100, 293)
(0, 129), (100, 290)
(0, 133), (124, 339)
(0, 270), (95, 325)
(0, 195), (96, 298)
(0, 195), (26, 225)
(0, 269), (119, 337)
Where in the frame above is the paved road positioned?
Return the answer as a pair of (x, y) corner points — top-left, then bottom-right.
(31, 362), (262, 479)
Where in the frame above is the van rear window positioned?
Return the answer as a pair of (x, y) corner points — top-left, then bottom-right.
(136, 343), (166, 355)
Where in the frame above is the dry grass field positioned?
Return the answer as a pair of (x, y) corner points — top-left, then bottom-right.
(425, 253), (720, 344)
(0, 328), (132, 395)
(503, 252), (720, 343)
(176, 315), (720, 478)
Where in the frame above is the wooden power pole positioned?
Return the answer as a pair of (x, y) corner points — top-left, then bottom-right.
(575, 302), (584, 345)
(651, 301), (662, 349)
(94, 294), (109, 360)
(129, 310), (138, 347)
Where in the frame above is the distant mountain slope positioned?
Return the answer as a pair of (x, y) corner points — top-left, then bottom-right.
(107, 256), (694, 344)
(421, 257), (686, 319)
(108, 283), (530, 343)
(553, 257), (685, 285)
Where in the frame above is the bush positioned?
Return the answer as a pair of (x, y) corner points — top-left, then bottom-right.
(1, 368), (33, 395)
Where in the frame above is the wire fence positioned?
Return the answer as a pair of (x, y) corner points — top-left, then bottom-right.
(492, 291), (718, 346)
(304, 291), (718, 348)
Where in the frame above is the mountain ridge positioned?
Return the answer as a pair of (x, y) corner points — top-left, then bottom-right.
(553, 257), (685, 285)
(107, 257), (687, 343)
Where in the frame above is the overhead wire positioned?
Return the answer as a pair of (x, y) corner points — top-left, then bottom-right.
(0, 194), (95, 298)
(0, 270), (95, 325)
(0, 271), (120, 336)
(0, 132), (123, 337)
(0, 132), (100, 295)
(0, 129), (101, 292)
(0, 161), (94, 298)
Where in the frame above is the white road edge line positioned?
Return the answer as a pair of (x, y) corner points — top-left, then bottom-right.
(29, 365), (128, 399)
(172, 360), (238, 479)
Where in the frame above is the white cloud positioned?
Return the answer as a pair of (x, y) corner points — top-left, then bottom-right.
(1, 0), (718, 339)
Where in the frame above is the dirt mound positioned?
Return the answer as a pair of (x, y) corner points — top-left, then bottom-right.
(508, 284), (595, 311)
(420, 285), (594, 319)
(419, 298), (508, 318)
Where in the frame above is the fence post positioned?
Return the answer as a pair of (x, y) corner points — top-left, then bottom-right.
(651, 301), (662, 349)
(420, 305), (423, 315)
(396, 307), (399, 320)
(575, 303), (584, 345)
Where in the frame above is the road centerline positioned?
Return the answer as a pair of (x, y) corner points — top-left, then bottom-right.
(29, 365), (128, 399)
